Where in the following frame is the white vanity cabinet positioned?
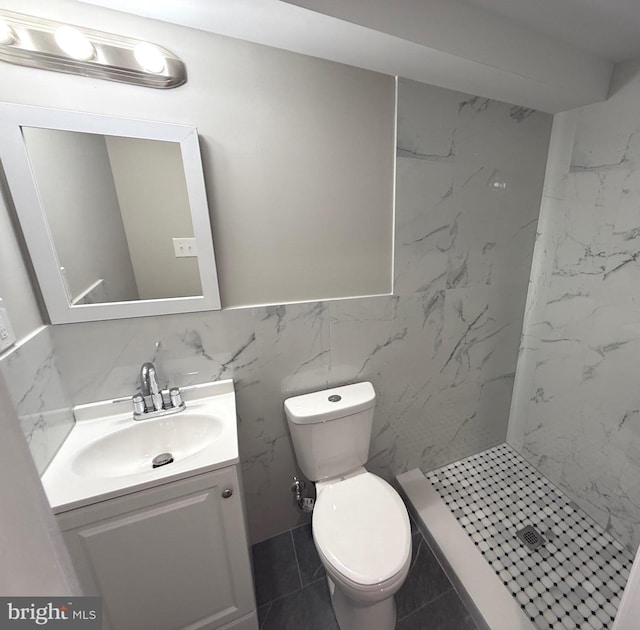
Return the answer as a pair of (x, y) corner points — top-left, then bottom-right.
(56, 466), (258, 630)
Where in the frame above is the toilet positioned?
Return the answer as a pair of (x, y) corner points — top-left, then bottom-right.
(284, 382), (411, 630)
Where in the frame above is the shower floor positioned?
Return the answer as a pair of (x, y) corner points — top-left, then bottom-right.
(422, 444), (633, 630)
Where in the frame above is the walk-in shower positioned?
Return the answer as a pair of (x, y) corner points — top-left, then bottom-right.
(399, 445), (634, 630)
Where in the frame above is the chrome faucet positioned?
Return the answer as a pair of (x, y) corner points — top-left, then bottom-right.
(134, 362), (185, 420)
(140, 362), (163, 411)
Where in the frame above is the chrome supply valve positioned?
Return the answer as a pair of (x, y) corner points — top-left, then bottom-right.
(291, 476), (305, 499)
(291, 476), (315, 513)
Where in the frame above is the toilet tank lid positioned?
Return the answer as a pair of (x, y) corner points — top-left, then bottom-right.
(284, 382), (375, 425)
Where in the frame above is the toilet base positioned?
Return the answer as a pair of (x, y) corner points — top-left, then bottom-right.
(327, 576), (397, 630)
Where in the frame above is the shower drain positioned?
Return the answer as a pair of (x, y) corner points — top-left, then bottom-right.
(516, 525), (545, 551)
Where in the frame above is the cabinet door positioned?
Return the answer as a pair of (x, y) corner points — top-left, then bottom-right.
(58, 468), (256, 630)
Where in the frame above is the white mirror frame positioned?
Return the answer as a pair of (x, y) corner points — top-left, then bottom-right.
(0, 103), (221, 323)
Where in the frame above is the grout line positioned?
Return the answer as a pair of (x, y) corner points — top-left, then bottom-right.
(258, 602), (271, 630)
(415, 522), (463, 602)
(396, 587), (455, 622)
(252, 531), (303, 608)
(290, 529), (303, 589)
(406, 533), (460, 616)
(258, 572), (327, 612)
(309, 574), (326, 586)
(396, 528), (461, 622)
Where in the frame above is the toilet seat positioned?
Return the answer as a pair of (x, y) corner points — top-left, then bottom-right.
(316, 542), (410, 597)
(312, 472), (411, 587)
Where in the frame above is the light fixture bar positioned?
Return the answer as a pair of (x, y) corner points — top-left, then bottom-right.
(0, 10), (186, 89)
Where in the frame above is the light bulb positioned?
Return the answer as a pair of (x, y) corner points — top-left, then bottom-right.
(54, 26), (94, 61)
(0, 18), (15, 45)
(134, 42), (166, 73)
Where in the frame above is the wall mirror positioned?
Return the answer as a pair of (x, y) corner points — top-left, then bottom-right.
(0, 103), (221, 323)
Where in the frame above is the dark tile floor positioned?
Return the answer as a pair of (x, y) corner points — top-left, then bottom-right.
(252, 517), (478, 630)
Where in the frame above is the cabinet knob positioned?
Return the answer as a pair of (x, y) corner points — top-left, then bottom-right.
(222, 488), (233, 499)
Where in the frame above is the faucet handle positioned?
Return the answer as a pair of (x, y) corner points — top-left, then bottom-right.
(132, 394), (145, 415)
(169, 387), (183, 408)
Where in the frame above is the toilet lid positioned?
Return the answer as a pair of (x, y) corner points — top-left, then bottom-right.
(313, 473), (411, 586)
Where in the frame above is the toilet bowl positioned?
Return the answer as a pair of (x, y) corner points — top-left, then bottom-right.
(313, 469), (411, 630)
(284, 383), (412, 630)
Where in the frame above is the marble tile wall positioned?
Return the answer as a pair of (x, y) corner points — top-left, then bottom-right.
(39, 79), (551, 543)
(390, 79), (551, 475)
(0, 327), (74, 474)
(509, 62), (640, 553)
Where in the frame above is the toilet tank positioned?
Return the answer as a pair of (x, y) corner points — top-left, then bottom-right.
(284, 382), (375, 481)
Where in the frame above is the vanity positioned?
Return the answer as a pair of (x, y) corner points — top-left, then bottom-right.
(42, 380), (258, 630)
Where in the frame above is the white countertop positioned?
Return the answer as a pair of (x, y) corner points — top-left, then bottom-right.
(42, 380), (239, 514)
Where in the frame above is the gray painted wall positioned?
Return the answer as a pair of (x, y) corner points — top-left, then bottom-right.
(0, 0), (395, 310)
(0, 191), (43, 341)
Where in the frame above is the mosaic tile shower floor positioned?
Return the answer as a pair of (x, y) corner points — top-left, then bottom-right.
(426, 444), (634, 630)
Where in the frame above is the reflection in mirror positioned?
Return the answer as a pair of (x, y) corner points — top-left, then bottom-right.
(23, 129), (203, 304)
(0, 103), (221, 323)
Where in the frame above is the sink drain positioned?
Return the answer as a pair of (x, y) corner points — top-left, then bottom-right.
(152, 452), (174, 468)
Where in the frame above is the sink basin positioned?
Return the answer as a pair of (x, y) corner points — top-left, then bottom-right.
(42, 380), (239, 513)
(71, 413), (224, 479)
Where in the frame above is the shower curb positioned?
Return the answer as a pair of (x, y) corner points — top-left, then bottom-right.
(397, 468), (536, 630)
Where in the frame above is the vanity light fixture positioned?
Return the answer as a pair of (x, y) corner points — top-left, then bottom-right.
(0, 10), (186, 89)
(133, 42), (166, 74)
(54, 26), (95, 61)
